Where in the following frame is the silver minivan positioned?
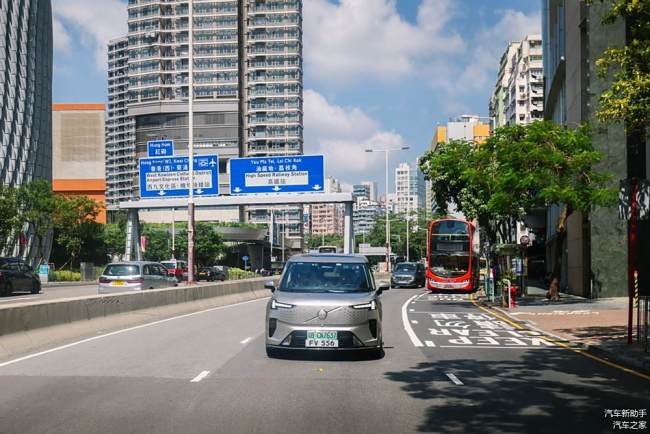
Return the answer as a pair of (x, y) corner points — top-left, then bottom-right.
(98, 261), (178, 294)
(265, 254), (389, 358)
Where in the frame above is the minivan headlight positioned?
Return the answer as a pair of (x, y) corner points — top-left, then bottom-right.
(271, 299), (294, 309)
(352, 300), (377, 310)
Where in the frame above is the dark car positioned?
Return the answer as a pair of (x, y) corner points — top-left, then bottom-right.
(391, 262), (426, 288)
(197, 267), (227, 282)
(0, 257), (41, 296)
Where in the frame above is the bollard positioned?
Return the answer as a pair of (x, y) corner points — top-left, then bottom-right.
(510, 284), (518, 308)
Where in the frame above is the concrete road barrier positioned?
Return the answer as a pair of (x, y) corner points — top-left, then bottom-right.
(0, 277), (278, 337)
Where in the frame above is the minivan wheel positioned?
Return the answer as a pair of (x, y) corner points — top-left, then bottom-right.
(31, 280), (41, 294)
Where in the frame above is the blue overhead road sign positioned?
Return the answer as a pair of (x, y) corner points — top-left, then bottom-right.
(229, 155), (325, 194)
(147, 140), (174, 157)
(139, 155), (219, 198)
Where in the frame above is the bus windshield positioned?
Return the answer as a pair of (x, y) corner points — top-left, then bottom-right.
(429, 220), (471, 278)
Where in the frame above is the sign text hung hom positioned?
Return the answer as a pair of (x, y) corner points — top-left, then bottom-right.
(139, 155), (219, 198)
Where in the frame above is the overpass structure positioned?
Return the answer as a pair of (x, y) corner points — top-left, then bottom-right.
(119, 193), (355, 261)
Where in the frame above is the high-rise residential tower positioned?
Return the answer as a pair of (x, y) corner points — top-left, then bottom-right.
(0, 0), (52, 187)
(106, 37), (136, 212)
(490, 35), (544, 126)
(0, 0), (53, 260)
(112, 1), (304, 248)
(394, 162), (425, 215)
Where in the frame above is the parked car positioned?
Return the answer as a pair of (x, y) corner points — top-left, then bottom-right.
(0, 257), (41, 296)
(197, 267), (227, 282)
(98, 261), (177, 294)
(160, 259), (188, 282)
(391, 262), (426, 288)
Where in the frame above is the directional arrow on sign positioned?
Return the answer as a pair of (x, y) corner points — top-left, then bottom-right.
(312, 184), (322, 190)
(233, 187), (242, 193)
(158, 191), (166, 196)
(272, 185), (281, 192)
(195, 189), (204, 194)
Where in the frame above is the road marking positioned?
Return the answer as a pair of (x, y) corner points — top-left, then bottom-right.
(0, 296), (37, 303)
(425, 340), (436, 347)
(409, 308), (415, 312)
(411, 320), (418, 324)
(191, 370), (210, 383)
(240, 337), (252, 344)
(471, 299), (650, 381)
(402, 294), (424, 347)
(0, 297), (269, 369)
(446, 373), (463, 385)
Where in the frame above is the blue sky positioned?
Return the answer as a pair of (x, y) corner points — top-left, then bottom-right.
(53, 0), (541, 192)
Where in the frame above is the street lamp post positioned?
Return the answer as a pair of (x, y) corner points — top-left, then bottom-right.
(365, 146), (409, 272)
(187, 0), (195, 284)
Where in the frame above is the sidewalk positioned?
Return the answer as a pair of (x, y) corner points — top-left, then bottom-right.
(477, 283), (650, 373)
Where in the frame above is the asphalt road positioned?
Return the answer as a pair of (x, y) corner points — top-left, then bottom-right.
(0, 287), (648, 434)
(0, 283), (100, 306)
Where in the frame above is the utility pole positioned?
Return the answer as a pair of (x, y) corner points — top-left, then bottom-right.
(187, 0), (195, 284)
(406, 177), (410, 262)
(365, 146), (409, 272)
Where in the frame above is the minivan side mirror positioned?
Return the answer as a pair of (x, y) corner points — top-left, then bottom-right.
(376, 281), (390, 294)
(264, 281), (276, 292)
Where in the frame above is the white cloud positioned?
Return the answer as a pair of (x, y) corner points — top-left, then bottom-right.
(53, 17), (71, 54)
(457, 9), (542, 92)
(52, 0), (127, 70)
(304, 0), (464, 85)
(304, 90), (407, 184)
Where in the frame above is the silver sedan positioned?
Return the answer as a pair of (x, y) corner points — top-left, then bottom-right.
(98, 261), (178, 294)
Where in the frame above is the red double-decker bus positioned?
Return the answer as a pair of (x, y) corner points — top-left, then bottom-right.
(426, 218), (479, 293)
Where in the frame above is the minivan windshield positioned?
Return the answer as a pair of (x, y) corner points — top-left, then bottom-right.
(103, 264), (139, 276)
(394, 263), (416, 272)
(279, 262), (373, 293)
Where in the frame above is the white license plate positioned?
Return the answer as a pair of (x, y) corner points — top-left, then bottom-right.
(306, 331), (338, 348)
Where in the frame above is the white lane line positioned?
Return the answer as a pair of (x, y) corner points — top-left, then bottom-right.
(0, 297), (269, 369)
(411, 320), (418, 324)
(240, 337), (252, 344)
(409, 308), (415, 312)
(401, 294), (424, 347)
(425, 340), (436, 347)
(446, 373), (463, 385)
(191, 370), (211, 383)
(0, 296), (37, 303)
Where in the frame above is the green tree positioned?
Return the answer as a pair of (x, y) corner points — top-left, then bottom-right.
(52, 195), (100, 268)
(17, 180), (55, 263)
(364, 210), (434, 262)
(103, 223), (126, 259)
(0, 184), (21, 254)
(595, 0), (650, 129)
(307, 233), (344, 250)
(175, 222), (225, 267)
(420, 121), (616, 299)
(141, 226), (173, 263)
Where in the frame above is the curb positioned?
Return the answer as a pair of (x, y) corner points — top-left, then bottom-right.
(476, 297), (650, 376)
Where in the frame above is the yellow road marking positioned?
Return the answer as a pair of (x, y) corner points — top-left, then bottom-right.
(470, 297), (650, 381)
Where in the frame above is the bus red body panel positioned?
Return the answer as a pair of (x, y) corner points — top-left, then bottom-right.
(426, 218), (479, 293)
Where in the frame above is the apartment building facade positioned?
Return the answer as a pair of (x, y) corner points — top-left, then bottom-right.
(0, 0), (53, 260)
(490, 35), (544, 126)
(112, 0), (304, 248)
(106, 37), (136, 211)
(394, 162), (425, 216)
